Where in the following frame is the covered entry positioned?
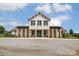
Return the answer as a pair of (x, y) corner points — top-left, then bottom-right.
(37, 30), (42, 37)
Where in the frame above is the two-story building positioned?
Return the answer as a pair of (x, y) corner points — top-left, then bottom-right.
(11, 12), (64, 38)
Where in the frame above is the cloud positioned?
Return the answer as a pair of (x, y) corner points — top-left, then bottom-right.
(50, 15), (70, 26)
(0, 17), (18, 26)
(35, 3), (72, 26)
(9, 21), (19, 26)
(25, 23), (29, 26)
(50, 19), (61, 26)
(0, 3), (27, 11)
(35, 3), (72, 14)
(0, 17), (24, 30)
(35, 4), (52, 14)
(0, 19), (15, 26)
(52, 3), (72, 13)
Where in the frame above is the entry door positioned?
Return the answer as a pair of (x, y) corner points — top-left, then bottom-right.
(37, 30), (42, 37)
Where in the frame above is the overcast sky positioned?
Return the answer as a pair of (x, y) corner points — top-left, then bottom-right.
(0, 3), (79, 33)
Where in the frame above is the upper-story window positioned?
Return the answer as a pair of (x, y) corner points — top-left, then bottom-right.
(44, 21), (48, 26)
(37, 20), (42, 26)
(31, 20), (35, 26)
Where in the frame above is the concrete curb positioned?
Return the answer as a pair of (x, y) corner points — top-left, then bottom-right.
(0, 38), (79, 40)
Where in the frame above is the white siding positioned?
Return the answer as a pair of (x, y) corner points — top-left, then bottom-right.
(29, 14), (50, 29)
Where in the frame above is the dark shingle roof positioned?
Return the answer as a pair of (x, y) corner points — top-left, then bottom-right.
(16, 26), (29, 28)
(50, 26), (62, 28)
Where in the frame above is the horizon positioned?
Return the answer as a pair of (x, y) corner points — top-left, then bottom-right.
(0, 3), (79, 33)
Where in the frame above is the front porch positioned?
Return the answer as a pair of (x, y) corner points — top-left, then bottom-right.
(29, 29), (50, 38)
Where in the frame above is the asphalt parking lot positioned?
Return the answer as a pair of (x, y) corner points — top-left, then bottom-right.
(0, 38), (79, 56)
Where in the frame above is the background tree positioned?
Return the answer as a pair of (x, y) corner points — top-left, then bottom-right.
(4, 31), (12, 37)
(0, 26), (5, 34)
(69, 29), (73, 35)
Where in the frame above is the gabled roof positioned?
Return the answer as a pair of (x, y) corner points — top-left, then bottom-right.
(28, 12), (50, 21)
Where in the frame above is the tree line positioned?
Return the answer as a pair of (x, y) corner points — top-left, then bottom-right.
(0, 26), (12, 37)
(62, 29), (79, 38)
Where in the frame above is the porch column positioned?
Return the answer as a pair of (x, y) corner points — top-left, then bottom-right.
(29, 29), (31, 37)
(48, 29), (50, 38)
(16, 29), (19, 37)
(56, 29), (57, 38)
(56, 29), (59, 38)
(52, 29), (54, 38)
(20, 29), (23, 37)
(35, 30), (37, 37)
(25, 29), (27, 37)
(42, 30), (44, 37)
(60, 29), (62, 38)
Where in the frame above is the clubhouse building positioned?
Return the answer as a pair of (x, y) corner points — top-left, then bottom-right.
(11, 12), (64, 38)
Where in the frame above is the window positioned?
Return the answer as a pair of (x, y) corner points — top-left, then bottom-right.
(37, 20), (42, 26)
(31, 20), (35, 26)
(44, 21), (48, 26)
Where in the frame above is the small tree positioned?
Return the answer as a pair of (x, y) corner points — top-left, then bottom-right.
(69, 29), (73, 35)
